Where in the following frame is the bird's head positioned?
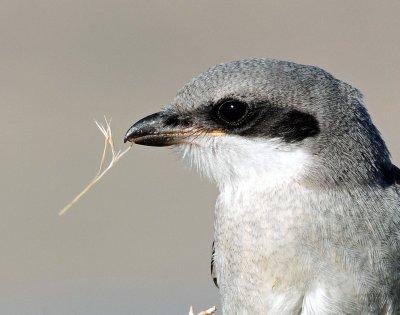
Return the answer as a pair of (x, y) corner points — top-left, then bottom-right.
(125, 59), (393, 190)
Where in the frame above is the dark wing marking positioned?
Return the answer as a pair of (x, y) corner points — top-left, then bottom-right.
(391, 165), (400, 184)
(211, 241), (218, 288)
(382, 164), (400, 185)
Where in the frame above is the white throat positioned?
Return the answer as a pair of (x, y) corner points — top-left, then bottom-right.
(176, 134), (312, 192)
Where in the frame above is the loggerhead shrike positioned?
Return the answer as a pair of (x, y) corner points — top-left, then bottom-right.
(124, 59), (400, 314)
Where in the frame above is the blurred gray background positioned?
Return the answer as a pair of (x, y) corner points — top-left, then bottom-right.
(2, 1), (400, 314)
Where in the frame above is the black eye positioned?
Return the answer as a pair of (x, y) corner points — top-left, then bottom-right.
(217, 100), (249, 125)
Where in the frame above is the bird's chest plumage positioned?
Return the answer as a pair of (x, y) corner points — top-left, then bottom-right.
(213, 185), (313, 314)
(212, 184), (400, 314)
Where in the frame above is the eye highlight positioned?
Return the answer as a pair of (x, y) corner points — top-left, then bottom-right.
(216, 100), (249, 125)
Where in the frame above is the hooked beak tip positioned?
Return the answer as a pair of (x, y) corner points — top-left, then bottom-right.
(123, 133), (130, 143)
(123, 127), (135, 143)
(124, 112), (164, 145)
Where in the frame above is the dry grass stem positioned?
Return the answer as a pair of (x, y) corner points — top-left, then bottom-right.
(59, 117), (132, 216)
(188, 306), (217, 315)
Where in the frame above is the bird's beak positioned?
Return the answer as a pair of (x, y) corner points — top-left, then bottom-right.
(124, 111), (192, 146)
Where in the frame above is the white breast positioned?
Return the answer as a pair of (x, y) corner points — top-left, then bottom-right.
(214, 182), (314, 314)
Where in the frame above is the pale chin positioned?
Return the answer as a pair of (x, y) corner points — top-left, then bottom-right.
(173, 135), (312, 190)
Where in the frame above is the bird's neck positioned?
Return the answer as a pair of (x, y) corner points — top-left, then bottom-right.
(213, 179), (394, 258)
(215, 179), (313, 233)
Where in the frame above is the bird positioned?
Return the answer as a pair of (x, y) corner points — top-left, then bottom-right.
(124, 59), (400, 314)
